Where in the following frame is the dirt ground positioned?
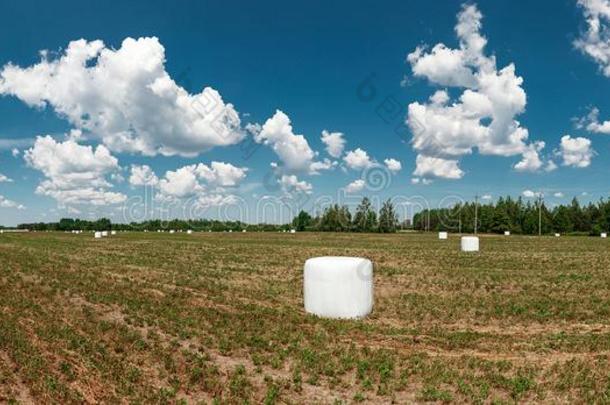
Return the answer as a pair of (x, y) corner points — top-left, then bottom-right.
(1, 231), (610, 403)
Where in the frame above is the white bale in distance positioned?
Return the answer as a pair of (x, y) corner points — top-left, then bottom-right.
(555, 233), (560, 237)
(169, 230), (175, 234)
(187, 230), (193, 234)
(504, 231), (511, 236)
(304, 256), (373, 319)
(94, 232), (102, 239)
(101, 231), (108, 237)
(461, 236), (479, 252)
(111, 230), (117, 236)
(602, 233), (607, 238)
(438, 231), (448, 240)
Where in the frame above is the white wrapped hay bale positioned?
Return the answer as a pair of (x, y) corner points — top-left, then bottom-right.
(169, 230), (175, 234)
(461, 236), (479, 252)
(111, 230), (117, 236)
(555, 233), (560, 237)
(304, 256), (373, 319)
(187, 230), (193, 234)
(101, 231), (108, 237)
(94, 232), (102, 239)
(504, 231), (510, 236)
(602, 233), (607, 238)
(438, 231), (448, 240)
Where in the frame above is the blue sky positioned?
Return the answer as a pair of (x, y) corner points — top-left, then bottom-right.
(0, 0), (609, 226)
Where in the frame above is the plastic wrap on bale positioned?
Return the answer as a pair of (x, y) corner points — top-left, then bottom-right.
(303, 256), (373, 319)
(461, 236), (479, 252)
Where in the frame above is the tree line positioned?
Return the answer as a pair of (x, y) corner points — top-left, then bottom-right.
(413, 196), (610, 235)
(13, 196), (610, 235)
(14, 197), (401, 233)
(17, 218), (287, 232)
(291, 198), (399, 233)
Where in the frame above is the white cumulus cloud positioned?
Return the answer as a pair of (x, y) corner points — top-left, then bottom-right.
(558, 135), (594, 168)
(384, 158), (402, 173)
(24, 135), (126, 206)
(579, 107), (610, 134)
(344, 179), (366, 193)
(575, 0), (610, 77)
(255, 110), (330, 175)
(343, 148), (375, 170)
(413, 155), (464, 179)
(0, 37), (244, 157)
(406, 4), (546, 179)
(278, 174), (313, 194)
(0, 195), (24, 210)
(522, 189), (541, 198)
(156, 162), (247, 200)
(129, 164), (159, 187)
(321, 130), (346, 158)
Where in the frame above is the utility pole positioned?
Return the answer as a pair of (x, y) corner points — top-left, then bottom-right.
(474, 194), (479, 235)
(427, 210), (430, 232)
(538, 193), (543, 237)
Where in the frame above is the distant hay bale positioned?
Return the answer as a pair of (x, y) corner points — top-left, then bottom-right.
(304, 257), (373, 319)
(438, 231), (448, 240)
(94, 232), (102, 239)
(101, 231), (108, 237)
(169, 230), (175, 234)
(555, 233), (560, 237)
(187, 230), (193, 234)
(111, 231), (117, 236)
(504, 231), (510, 236)
(461, 236), (479, 252)
(290, 229), (296, 234)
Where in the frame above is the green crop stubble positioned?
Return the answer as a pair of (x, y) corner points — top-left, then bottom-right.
(1, 232), (610, 402)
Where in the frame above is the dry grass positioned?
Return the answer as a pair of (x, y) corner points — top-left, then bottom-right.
(1, 231), (610, 403)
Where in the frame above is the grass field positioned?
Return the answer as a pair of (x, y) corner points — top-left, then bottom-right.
(2, 231), (610, 403)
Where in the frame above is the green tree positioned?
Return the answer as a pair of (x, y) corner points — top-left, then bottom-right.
(378, 200), (398, 233)
(353, 197), (378, 232)
(292, 210), (312, 231)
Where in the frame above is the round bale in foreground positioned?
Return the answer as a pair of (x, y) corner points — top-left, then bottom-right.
(461, 236), (479, 252)
(438, 231), (448, 240)
(304, 256), (373, 319)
